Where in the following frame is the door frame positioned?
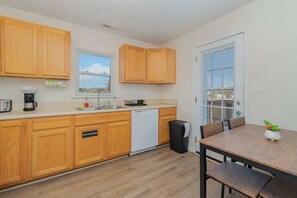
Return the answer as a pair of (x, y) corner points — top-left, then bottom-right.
(193, 31), (248, 152)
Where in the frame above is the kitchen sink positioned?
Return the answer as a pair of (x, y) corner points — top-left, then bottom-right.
(75, 105), (127, 111)
(100, 105), (127, 110)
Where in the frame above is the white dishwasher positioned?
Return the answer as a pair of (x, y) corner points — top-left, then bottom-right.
(131, 109), (159, 155)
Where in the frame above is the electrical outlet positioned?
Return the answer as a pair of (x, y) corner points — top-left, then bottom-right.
(251, 82), (263, 92)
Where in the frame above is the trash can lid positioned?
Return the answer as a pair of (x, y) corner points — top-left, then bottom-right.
(169, 120), (190, 127)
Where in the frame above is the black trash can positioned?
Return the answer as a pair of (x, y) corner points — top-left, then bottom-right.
(169, 120), (191, 154)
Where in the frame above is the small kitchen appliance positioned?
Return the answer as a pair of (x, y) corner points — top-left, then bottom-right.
(0, 99), (12, 113)
(21, 86), (38, 111)
(124, 99), (147, 106)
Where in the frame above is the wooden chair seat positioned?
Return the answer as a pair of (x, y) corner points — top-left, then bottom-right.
(260, 176), (297, 198)
(207, 161), (272, 198)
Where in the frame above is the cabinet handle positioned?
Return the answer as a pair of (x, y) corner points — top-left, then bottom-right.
(82, 130), (98, 138)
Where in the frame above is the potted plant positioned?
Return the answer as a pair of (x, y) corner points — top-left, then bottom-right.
(264, 120), (281, 141)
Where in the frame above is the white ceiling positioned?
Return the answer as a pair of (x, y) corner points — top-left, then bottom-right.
(0, 0), (255, 45)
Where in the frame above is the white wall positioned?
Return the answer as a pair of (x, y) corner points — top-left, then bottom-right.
(161, 0), (297, 151)
(0, 5), (163, 104)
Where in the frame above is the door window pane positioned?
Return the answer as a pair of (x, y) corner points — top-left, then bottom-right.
(223, 68), (234, 88)
(212, 51), (222, 70)
(203, 90), (212, 106)
(223, 90), (234, 107)
(212, 90), (222, 107)
(213, 70), (222, 88)
(223, 48), (234, 68)
(212, 107), (222, 123)
(202, 106), (211, 124)
(223, 108), (234, 122)
(207, 54), (212, 71)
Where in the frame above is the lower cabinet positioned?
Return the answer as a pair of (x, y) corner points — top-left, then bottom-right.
(32, 128), (72, 178)
(158, 108), (177, 145)
(0, 120), (27, 187)
(74, 124), (105, 167)
(107, 121), (131, 159)
(31, 116), (72, 178)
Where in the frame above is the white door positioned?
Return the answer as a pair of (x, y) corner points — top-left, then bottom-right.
(195, 33), (245, 151)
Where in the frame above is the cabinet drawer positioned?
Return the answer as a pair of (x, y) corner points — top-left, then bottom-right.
(159, 107), (176, 116)
(32, 116), (71, 131)
(75, 111), (131, 126)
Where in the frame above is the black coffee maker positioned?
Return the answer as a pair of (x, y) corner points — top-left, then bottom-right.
(24, 93), (38, 111)
(21, 86), (38, 111)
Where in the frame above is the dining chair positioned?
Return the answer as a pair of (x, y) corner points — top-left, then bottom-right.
(260, 176), (297, 198)
(228, 116), (246, 129)
(200, 121), (272, 198)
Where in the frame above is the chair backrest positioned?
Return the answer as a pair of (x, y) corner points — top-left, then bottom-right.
(228, 117), (246, 130)
(200, 121), (224, 139)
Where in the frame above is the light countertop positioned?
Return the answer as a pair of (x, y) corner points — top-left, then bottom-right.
(0, 103), (177, 120)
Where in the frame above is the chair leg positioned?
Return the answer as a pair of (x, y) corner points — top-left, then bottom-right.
(221, 184), (225, 198)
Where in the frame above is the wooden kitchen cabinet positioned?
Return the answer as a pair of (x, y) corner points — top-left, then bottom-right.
(147, 48), (176, 83)
(0, 120), (27, 187)
(74, 124), (106, 167)
(0, 16), (71, 79)
(1, 17), (39, 77)
(107, 121), (131, 159)
(119, 44), (176, 84)
(119, 44), (147, 83)
(31, 116), (72, 178)
(41, 26), (70, 79)
(158, 108), (177, 145)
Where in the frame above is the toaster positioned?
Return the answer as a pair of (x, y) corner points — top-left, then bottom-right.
(0, 99), (12, 113)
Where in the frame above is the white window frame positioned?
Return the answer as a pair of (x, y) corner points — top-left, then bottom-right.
(76, 48), (114, 96)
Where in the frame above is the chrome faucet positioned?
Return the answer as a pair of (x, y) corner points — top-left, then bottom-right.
(97, 89), (108, 106)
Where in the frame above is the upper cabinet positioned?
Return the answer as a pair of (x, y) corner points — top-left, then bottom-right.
(41, 27), (70, 78)
(1, 18), (39, 76)
(119, 44), (176, 84)
(0, 16), (71, 79)
(147, 48), (176, 83)
(119, 44), (146, 83)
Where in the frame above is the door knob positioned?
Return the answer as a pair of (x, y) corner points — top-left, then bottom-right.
(236, 110), (242, 117)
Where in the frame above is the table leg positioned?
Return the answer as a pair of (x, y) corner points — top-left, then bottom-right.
(200, 143), (207, 198)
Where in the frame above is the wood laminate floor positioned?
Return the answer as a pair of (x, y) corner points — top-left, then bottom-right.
(0, 147), (245, 198)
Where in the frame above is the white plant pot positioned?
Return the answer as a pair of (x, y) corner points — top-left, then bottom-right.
(264, 130), (281, 141)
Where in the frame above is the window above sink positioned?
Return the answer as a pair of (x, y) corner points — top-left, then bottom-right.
(76, 49), (114, 96)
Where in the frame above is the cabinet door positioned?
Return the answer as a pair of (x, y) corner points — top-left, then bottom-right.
(147, 48), (165, 82)
(159, 115), (176, 145)
(3, 18), (38, 76)
(0, 120), (27, 186)
(42, 27), (70, 78)
(74, 124), (105, 167)
(164, 48), (176, 83)
(107, 121), (131, 159)
(32, 128), (72, 178)
(120, 45), (146, 82)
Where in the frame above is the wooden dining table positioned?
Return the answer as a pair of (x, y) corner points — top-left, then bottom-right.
(199, 124), (297, 198)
